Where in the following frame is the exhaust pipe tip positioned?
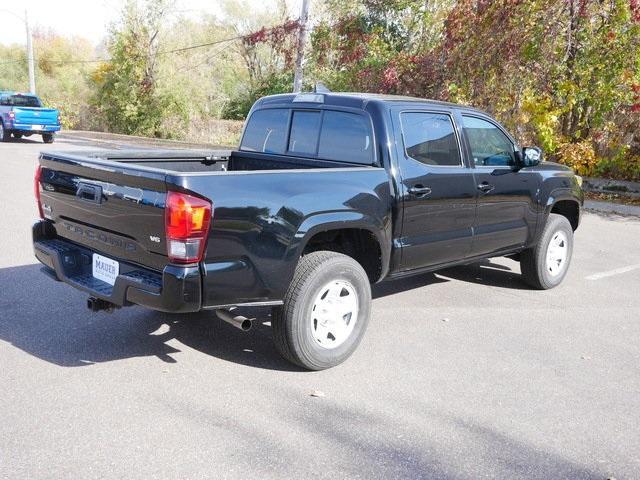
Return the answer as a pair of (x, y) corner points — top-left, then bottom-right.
(216, 309), (252, 331)
(87, 296), (117, 313)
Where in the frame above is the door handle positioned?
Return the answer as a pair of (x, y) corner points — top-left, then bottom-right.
(477, 182), (495, 194)
(408, 185), (432, 196)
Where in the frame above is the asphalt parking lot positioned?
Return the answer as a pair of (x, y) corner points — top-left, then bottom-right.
(1, 135), (639, 480)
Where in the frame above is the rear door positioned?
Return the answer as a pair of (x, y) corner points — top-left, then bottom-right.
(459, 114), (537, 256)
(393, 108), (477, 270)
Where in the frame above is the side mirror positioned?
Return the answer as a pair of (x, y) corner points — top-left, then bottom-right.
(521, 146), (543, 167)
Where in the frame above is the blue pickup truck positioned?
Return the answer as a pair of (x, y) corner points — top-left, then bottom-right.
(0, 91), (61, 143)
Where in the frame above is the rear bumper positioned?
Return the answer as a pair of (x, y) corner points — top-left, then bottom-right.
(32, 221), (202, 313)
(10, 122), (60, 133)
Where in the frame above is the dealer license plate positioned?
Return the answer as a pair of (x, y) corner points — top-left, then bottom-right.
(92, 254), (119, 286)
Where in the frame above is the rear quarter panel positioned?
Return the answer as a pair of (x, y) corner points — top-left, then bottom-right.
(168, 168), (393, 307)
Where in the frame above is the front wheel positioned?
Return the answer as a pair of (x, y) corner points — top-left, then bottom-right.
(272, 251), (371, 370)
(42, 133), (54, 144)
(520, 213), (574, 289)
(13, 133), (22, 139)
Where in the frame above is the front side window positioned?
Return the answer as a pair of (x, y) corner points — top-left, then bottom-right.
(318, 111), (373, 165)
(462, 116), (515, 167)
(400, 112), (461, 166)
(240, 109), (289, 154)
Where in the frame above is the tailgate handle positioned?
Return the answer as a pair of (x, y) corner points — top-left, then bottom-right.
(76, 183), (103, 204)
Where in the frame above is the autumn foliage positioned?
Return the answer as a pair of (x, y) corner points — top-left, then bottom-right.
(308, 0), (640, 180)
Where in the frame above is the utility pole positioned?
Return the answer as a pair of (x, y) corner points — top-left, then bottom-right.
(292, 0), (310, 93)
(25, 9), (36, 94)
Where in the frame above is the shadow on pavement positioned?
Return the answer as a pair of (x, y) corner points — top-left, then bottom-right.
(0, 264), (299, 371)
(281, 402), (605, 479)
(1, 136), (43, 144)
(438, 259), (531, 290)
(0, 259), (528, 371)
(373, 258), (528, 298)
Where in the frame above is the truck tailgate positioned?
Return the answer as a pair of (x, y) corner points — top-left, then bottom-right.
(15, 107), (58, 126)
(38, 152), (169, 271)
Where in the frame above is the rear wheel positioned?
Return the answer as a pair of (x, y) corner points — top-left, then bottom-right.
(42, 133), (54, 144)
(520, 213), (573, 289)
(272, 251), (371, 370)
(0, 122), (10, 142)
(13, 133), (22, 139)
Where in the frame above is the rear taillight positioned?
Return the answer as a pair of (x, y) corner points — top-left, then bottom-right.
(165, 191), (212, 264)
(34, 165), (43, 219)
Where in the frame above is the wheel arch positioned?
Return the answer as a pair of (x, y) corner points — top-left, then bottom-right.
(545, 192), (582, 231)
(285, 211), (391, 284)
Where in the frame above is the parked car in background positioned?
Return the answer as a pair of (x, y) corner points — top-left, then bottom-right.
(0, 91), (61, 143)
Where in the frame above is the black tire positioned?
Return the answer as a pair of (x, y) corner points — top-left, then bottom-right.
(272, 251), (371, 370)
(13, 133), (22, 139)
(520, 213), (573, 289)
(0, 121), (10, 142)
(42, 133), (54, 144)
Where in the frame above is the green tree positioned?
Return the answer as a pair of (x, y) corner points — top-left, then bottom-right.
(91, 0), (186, 137)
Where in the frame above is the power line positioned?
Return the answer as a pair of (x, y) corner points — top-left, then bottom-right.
(18, 30), (256, 66)
(154, 44), (229, 82)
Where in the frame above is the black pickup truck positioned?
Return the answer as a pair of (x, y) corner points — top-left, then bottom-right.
(33, 91), (583, 370)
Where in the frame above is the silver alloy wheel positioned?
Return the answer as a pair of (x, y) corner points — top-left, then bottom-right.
(0, 122), (4, 139)
(546, 230), (568, 277)
(311, 280), (359, 349)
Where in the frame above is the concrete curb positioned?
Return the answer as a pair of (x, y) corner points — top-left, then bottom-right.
(583, 177), (640, 198)
(584, 200), (640, 218)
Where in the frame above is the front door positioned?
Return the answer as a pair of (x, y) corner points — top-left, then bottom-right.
(460, 114), (536, 256)
(394, 109), (477, 270)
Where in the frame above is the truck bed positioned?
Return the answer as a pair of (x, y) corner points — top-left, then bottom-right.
(36, 147), (385, 280)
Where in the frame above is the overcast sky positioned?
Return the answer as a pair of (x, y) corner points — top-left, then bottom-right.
(1, 0), (302, 47)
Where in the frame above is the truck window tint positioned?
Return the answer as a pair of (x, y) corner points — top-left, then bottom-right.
(3, 95), (42, 107)
(288, 110), (321, 155)
(400, 112), (460, 166)
(318, 111), (373, 164)
(240, 109), (289, 154)
(462, 116), (515, 167)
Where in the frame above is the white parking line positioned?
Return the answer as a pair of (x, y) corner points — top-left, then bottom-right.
(586, 264), (640, 280)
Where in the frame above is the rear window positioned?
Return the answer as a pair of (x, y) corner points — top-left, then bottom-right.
(240, 107), (374, 165)
(288, 111), (321, 155)
(240, 109), (289, 154)
(0, 95), (42, 107)
(318, 111), (373, 165)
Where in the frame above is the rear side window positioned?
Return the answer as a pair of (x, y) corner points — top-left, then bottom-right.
(400, 112), (461, 166)
(240, 109), (289, 154)
(318, 111), (373, 165)
(288, 111), (321, 155)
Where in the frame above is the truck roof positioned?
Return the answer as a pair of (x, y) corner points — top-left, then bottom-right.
(256, 91), (484, 114)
